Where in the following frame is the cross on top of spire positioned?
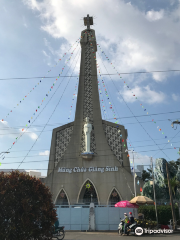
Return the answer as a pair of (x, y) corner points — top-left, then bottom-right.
(84, 14), (93, 30)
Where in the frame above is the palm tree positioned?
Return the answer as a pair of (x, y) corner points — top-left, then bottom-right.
(164, 176), (180, 196)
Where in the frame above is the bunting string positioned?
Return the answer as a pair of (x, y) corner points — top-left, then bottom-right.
(1, 39), (82, 123)
(86, 32), (142, 165)
(0, 44), (81, 162)
(95, 43), (176, 159)
(16, 48), (81, 170)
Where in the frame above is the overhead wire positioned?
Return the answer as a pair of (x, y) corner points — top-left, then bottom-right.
(96, 43), (173, 162)
(1, 110), (180, 130)
(1, 69), (180, 80)
(0, 43), (81, 160)
(16, 47), (81, 169)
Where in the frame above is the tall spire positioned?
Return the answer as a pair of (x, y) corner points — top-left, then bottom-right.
(45, 15), (133, 206)
(74, 15), (101, 153)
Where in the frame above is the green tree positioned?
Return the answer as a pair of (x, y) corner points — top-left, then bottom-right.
(0, 170), (57, 240)
(142, 181), (164, 200)
(164, 176), (180, 197)
(141, 168), (152, 182)
(168, 160), (180, 177)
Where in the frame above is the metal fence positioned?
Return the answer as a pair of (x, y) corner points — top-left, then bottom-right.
(55, 205), (136, 231)
(55, 205), (89, 230)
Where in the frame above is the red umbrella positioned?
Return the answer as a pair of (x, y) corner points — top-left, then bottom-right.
(115, 200), (139, 208)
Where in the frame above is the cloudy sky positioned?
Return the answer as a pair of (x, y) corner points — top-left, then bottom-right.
(0, 0), (180, 177)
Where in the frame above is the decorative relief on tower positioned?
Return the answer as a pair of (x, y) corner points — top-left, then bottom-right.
(103, 124), (123, 162)
(55, 126), (74, 166)
(81, 32), (96, 154)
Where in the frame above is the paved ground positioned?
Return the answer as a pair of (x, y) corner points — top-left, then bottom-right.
(60, 231), (180, 240)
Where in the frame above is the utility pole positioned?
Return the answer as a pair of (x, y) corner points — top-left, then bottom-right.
(151, 157), (158, 226)
(126, 149), (136, 197)
(166, 162), (176, 230)
(133, 152), (136, 197)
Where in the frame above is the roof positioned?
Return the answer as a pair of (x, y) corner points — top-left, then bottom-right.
(0, 169), (26, 173)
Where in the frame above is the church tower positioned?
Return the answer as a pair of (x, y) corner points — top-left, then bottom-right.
(42, 15), (137, 205)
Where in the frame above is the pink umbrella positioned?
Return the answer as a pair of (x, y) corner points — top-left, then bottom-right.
(115, 200), (139, 208)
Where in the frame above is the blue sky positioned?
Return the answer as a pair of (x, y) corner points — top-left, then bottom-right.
(0, 0), (180, 177)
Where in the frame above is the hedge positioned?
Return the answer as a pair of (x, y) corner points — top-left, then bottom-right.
(138, 205), (179, 225)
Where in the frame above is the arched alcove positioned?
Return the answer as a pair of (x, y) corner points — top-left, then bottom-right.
(77, 179), (99, 205)
(108, 188), (121, 205)
(55, 189), (70, 205)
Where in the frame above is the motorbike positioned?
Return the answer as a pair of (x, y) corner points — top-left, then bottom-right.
(118, 219), (125, 235)
(118, 218), (142, 236)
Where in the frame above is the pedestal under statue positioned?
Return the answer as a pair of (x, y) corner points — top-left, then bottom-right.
(81, 117), (94, 160)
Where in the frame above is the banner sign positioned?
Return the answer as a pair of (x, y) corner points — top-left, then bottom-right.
(58, 166), (118, 174)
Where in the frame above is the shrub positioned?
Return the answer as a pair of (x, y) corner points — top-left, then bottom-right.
(138, 205), (179, 225)
(0, 170), (57, 240)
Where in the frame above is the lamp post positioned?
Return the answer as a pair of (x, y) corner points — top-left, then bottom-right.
(150, 157), (158, 226)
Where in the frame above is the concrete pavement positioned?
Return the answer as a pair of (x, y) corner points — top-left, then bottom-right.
(61, 231), (180, 240)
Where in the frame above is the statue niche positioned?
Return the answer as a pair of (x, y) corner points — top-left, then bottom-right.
(81, 117), (94, 160)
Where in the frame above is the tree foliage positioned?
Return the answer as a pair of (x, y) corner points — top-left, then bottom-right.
(138, 205), (179, 225)
(164, 176), (180, 197)
(0, 170), (57, 240)
(142, 181), (165, 200)
(141, 168), (152, 182)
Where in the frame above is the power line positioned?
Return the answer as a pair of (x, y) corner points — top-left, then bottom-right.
(16, 49), (81, 169)
(0, 46), (81, 160)
(1, 147), (179, 165)
(1, 136), (180, 155)
(1, 69), (180, 81)
(97, 49), (172, 161)
(1, 111), (180, 130)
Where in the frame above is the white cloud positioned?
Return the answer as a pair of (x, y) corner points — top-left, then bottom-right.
(119, 85), (166, 104)
(0, 120), (16, 139)
(42, 50), (51, 66)
(42, 50), (50, 58)
(0, 120), (8, 125)
(29, 132), (38, 140)
(23, 16), (28, 28)
(146, 9), (164, 22)
(17, 128), (38, 140)
(23, 0), (180, 82)
(172, 93), (179, 101)
(43, 38), (55, 55)
(39, 150), (50, 156)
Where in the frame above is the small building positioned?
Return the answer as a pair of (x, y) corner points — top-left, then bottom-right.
(0, 169), (43, 179)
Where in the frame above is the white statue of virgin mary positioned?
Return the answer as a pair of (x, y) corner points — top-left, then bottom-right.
(84, 117), (92, 152)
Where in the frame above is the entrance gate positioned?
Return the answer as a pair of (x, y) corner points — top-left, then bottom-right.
(94, 205), (135, 230)
(55, 205), (89, 230)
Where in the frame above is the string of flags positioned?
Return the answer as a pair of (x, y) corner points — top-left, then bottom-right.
(0, 42), (81, 164)
(0, 31), (92, 165)
(96, 43), (179, 155)
(1, 40), (81, 123)
(16, 49), (82, 170)
(85, 32), (119, 125)
(98, 77), (108, 120)
(67, 73), (79, 121)
(87, 32), (142, 165)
